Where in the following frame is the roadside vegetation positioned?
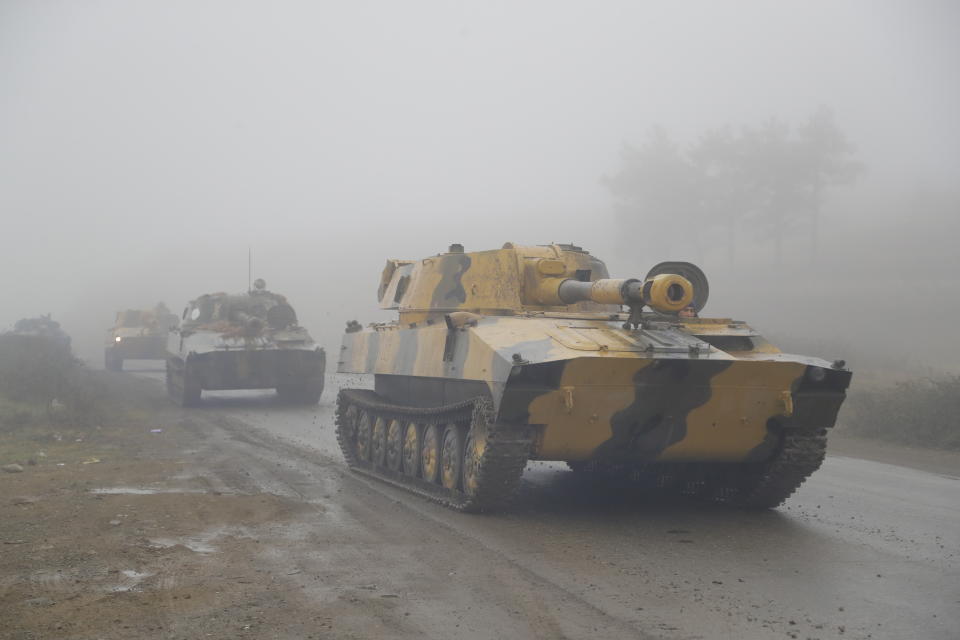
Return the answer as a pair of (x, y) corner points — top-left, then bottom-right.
(0, 335), (108, 428)
(841, 375), (960, 451)
(0, 335), (113, 466)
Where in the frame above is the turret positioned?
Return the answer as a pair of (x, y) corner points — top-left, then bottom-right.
(376, 243), (708, 325)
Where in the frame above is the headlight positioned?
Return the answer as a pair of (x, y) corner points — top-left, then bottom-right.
(114, 336), (122, 343)
(807, 366), (826, 382)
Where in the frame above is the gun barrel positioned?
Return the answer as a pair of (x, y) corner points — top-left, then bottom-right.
(557, 278), (636, 305)
(557, 275), (693, 313)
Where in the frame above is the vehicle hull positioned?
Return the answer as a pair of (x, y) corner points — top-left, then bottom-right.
(107, 335), (167, 360)
(341, 316), (850, 464)
(186, 348), (325, 391)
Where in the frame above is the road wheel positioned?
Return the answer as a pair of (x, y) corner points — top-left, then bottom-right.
(356, 412), (372, 462)
(401, 422), (420, 477)
(440, 424), (464, 491)
(421, 424), (441, 483)
(371, 416), (387, 467)
(462, 431), (485, 497)
(385, 419), (403, 472)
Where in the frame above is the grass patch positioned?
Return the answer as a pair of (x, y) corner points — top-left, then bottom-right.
(0, 420), (120, 467)
(0, 334), (108, 430)
(841, 375), (960, 450)
(0, 334), (125, 465)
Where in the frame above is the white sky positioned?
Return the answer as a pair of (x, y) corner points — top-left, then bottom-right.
(1, 1), (958, 363)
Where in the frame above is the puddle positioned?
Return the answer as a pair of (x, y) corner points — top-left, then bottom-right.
(148, 537), (219, 554)
(110, 570), (153, 592)
(147, 525), (254, 554)
(91, 487), (208, 495)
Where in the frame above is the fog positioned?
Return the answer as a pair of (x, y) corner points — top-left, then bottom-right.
(2, 1), (958, 374)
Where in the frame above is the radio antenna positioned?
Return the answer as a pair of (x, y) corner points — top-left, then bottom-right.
(248, 247), (252, 293)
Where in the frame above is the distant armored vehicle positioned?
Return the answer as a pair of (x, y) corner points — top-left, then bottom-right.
(166, 280), (325, 406)
(0, 315), (74, 402)
(336, 243), (851, 512)
(105, 304), (178, 371)
(2, 314), (72, 354)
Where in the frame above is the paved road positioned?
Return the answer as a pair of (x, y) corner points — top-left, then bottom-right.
(129, 366), (960, 639)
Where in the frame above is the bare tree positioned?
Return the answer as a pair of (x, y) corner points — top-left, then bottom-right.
(795, 107), (864, 262)
(606, 109), (861, 266)
(603, 128), (703, 261)
(689, 126), (751, 265)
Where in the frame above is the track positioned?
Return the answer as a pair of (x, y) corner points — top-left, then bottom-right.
(335, 389), (532, 512)
(570, 429), (829, 509)
(720, 430), (828, 507)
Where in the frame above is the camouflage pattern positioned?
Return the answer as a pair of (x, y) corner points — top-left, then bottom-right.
(339, 243), (851, 465)
(166, 283), (325, 405)
(105, 305), (178, 370)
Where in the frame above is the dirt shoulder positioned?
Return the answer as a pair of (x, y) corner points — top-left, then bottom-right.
(828, 430), (960, 477)
(3, 370), (956, 640)
(0, 374), (323, 640)
(1, 372), (652, 640)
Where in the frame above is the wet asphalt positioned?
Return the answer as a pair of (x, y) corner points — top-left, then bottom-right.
(128, 366), (959, 640)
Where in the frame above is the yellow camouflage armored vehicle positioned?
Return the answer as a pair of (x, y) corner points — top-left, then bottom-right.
(336, 243), (851, 512)
(105, 304), (178, 371)
(166, 280), (325, 406)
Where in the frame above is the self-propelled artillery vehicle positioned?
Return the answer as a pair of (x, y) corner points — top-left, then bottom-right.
(167, 280), (325, 406)
(105, 304), (178, 371)
(335, 243), (851, 512)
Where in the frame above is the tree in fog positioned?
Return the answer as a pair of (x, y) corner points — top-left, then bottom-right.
(738, 108), (861, 264)
(793, 107), (863, 261)
(689, 126), (752, 265)
(603, 128), (705, 263)
(607, 108), (861, 266)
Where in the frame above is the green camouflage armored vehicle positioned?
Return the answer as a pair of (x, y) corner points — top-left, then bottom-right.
(166, 280), (325, 406)
(105, 304), (179, 371)
(335, 243), (851, 512)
